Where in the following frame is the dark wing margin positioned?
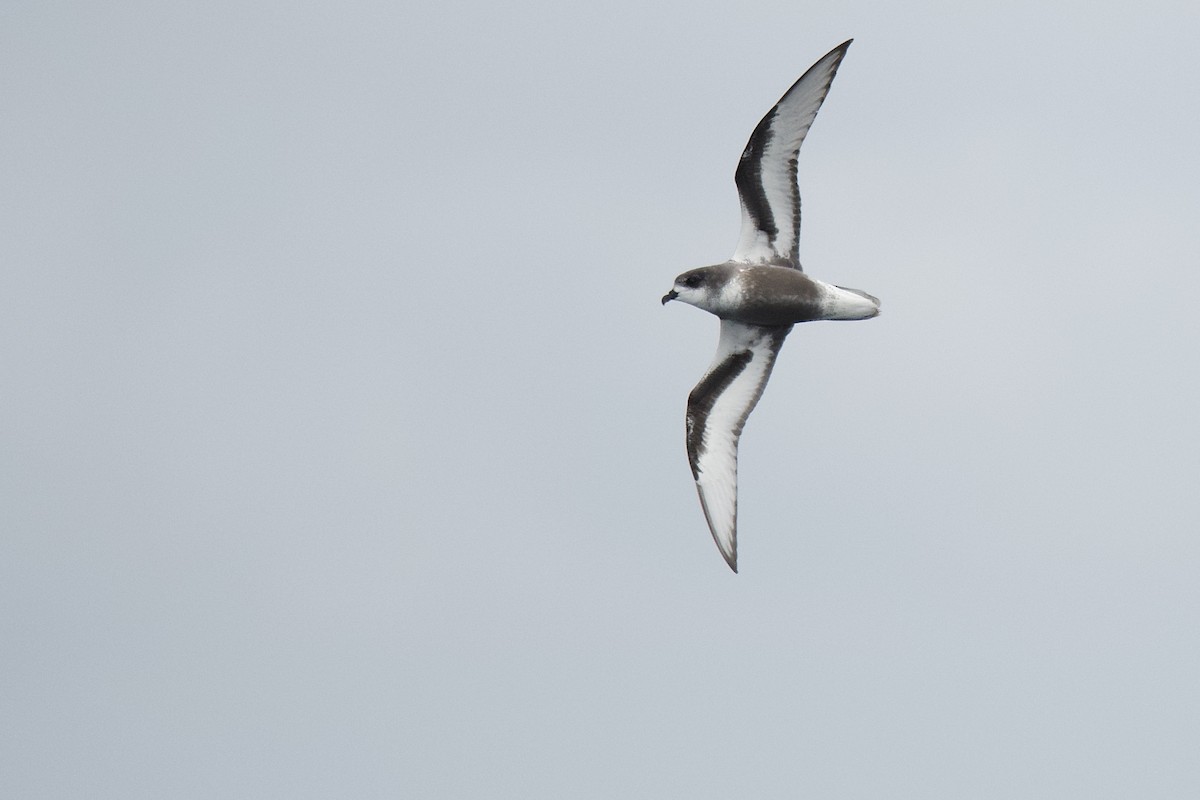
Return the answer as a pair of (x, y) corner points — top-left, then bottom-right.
(686, 320), (792, 572)
(732, 40), (852, 267)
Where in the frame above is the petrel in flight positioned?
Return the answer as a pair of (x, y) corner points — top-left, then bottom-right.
(661, 40), (879, 572)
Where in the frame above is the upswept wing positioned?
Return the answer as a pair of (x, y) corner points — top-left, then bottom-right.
(686, 320), (792, 572)
(731, 40), (852, 268)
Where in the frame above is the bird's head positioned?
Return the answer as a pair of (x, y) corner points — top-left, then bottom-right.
(661, 265), (733, 313)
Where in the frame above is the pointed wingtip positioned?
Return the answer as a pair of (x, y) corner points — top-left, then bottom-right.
(701, 501), (739, 573)
(717, 533), (738, 573)
(715, 542), (734, 573)
(711, 531), (738, 573)
(700, 497), (739, 574)
(827, 39), (853, 63)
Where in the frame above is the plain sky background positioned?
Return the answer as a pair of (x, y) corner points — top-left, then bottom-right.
(4, 1), (1200, 797)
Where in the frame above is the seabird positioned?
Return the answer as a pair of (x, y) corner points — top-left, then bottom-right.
(661, 40), (879, 572)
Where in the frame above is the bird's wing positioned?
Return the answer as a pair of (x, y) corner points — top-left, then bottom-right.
(686, 320), (792, 572)
(731, 40), (852, 268)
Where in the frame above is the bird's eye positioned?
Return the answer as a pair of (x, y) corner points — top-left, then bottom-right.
(683, 274), (703, 288)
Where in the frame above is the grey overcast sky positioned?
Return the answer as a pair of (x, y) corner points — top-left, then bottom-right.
(4, 1), (1200, 797)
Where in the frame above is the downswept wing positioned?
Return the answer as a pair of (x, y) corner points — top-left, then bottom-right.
(732, 40), (852, 268)
(686, 320), (792, 572)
